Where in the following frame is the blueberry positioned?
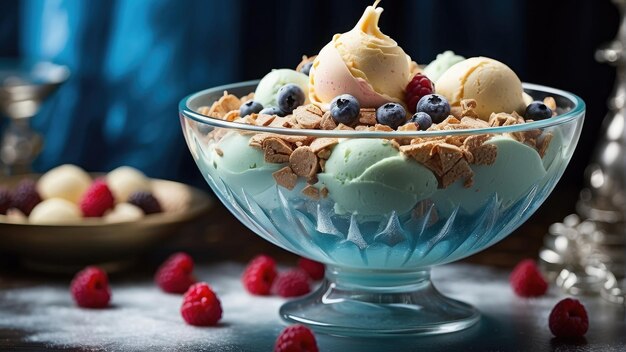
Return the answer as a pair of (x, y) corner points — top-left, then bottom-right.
(259, 106), (285, 117)
(330, 94), (360, 125)
(376, 103), (407, 130)
(416, 94), (451, 123)
(239, 100), (264, 117)
(410, 112), (433, 130)
(300, 62), (313, 76)
(277, 84), (305, 114)
(524, 101), (553, 120)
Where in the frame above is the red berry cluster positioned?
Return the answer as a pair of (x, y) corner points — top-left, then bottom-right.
(509, 259), (548, 297)
(405, 73), (435, 113)
(242, 255), (325, 298)
(155, 252), (197, 293)
(70, 266), (111, 309)
(181, 282), (223, 326)
(0, 187), (13, 215)
(68, 253), (320, 350)
(80, 180), (162, 218)
(549, 298), (589, 338)
(274, 324), (319, 352)
(0, 169), (164, 220)
(242, 255), (278, 295)
(509, 259), (589, 339)
(80, 179), (115, 217)
(0, 179), (42, 216)
(128, 191), (162, 214)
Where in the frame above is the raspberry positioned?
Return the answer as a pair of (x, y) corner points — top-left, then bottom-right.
(0, 188), (12, 215)
(181, 282), (222, 326)
(274, 324), (319, 352)
(155, 252), (196, 294)
(70, 266), (111, 308)
(128, 191), (162, 215)
(510, 259), (548, 297)
(297, 258), (325, 281)
(405, 73), (435, 113)
(79, 179), (115, 217)
(242, 255), (277, 296)
(11, 179), (41, 216)
(272, 270), (311, 298)
(549, 298), (589, 338)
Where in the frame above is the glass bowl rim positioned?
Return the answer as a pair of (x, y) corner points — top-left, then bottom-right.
(179, 81), (585, 138)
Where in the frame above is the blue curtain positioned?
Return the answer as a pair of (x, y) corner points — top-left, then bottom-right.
(11, 0), (241, 184)
(0, 0), (526, 184)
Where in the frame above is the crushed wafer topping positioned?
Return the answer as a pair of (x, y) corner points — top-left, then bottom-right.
(263, 137), (293, 163)
(289, 146), (319, 178)
(199, 89), (557, 198)
(207, 92), (242, 119)
(543, 97), (557, 114)
(272, 167), (298, 190)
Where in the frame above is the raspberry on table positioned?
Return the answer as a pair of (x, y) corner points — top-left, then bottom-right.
(549, 298), (589, 338)
(274, 324), (319, 352)
(155, 252), (196, 294)
(405, 73), (435, 113)
(128, 191), (162, 215)
(509, 259), (548, 297)
(272, 270), (311, 298)
(70, 266), (111, 308)
(80, 179), (115, 217)
(11, 179), (42, 216)
(242, 255), (278, 296)
(181, 282), (222, 326)
(297, 258), (325, 281)
(0, 188), (12, 215)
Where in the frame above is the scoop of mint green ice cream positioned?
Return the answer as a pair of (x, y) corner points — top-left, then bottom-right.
(423, 51), (465, 81)
(208, 132), (283, 196)
(254, 69), (309, 109)
(316, 139), (438, 216)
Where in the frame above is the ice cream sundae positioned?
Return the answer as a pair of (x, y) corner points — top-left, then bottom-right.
(192, 0), (564, 218)
(179, 0), (584, 336)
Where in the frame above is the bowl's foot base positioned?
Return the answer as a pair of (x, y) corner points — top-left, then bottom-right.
(279, 267), (480, 337)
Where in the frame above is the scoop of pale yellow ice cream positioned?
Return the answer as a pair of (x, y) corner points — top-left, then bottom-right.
(435, 57), (527, 120)
(309, 0), (411, 107)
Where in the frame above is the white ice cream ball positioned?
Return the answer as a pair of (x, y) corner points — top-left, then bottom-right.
(104, 203), (144, 223)
(106, 166), (152, 202)
(29, 198), (82, 224)
(37, 164), (92, 204)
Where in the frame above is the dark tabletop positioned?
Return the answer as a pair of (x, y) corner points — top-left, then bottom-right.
(2, 186), (625, 352)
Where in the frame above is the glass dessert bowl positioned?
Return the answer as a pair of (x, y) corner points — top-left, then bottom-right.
(179, 81), (585, 336)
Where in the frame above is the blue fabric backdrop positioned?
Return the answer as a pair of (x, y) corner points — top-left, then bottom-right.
(9, 0), (609, 186)
(10, 0), (242, 184)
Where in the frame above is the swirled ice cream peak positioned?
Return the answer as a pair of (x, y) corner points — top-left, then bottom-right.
(309, 0), (412, 108)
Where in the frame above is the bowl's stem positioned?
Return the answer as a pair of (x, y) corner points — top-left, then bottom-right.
(279, 266), (480, 337)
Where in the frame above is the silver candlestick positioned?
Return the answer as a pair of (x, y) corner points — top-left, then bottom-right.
(540, 0), (626, 304)
(0, 60), (70, 175)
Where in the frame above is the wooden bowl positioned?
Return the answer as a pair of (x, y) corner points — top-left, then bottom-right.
(0, 175), (212, 272)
